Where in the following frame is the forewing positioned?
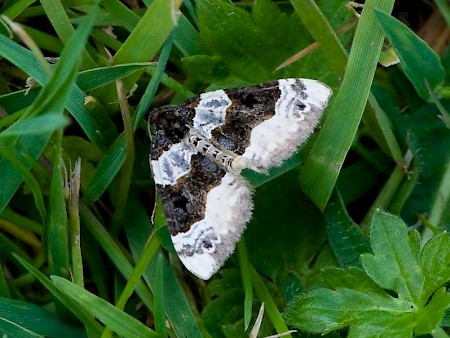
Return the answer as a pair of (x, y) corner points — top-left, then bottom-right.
(150, 105), (253, 280)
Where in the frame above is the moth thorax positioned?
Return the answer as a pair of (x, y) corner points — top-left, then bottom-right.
(185, 128), (241, 173)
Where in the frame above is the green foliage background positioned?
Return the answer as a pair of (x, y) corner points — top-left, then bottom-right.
(0, 0), (449, 337)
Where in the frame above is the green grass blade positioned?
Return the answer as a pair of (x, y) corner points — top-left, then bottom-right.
(0, 113), (68, 138)
(47, 131), (69, 280)
(15, 255), (103, 335)
(115, 232), (160, 311)
(77, 63), (153, 92)
(0, 231), (32, 264)
(238, 239), (253, 330)
(51, 276), (159, 338)
(290, 0), (347, 75)
(0, 63), (152, 115)
(250, 265), (291, 336)
(0, 145), (47, 221)
(153, 255), (167, 337)
(0, 209), (42, 235)
(374, 9), (445, 101)
(421, 158), (450, 243)
(78, 203), (155, 312)
(0, 0), (100, 218)
(172, 13), (200, 56)
(124, 193), (203, 338)
(1, 0), (37, 20)
(364, 93), (403, 161)
(0, 135), (49, 214)
(68, 159), (83, 286)
(112, 0), (181, 93)
(0, 31), (105, 147)
(0, 298), (86, 338)
(40, 0), (97, 69)
(101, 0), (140, 31)
(22, 0), (100, 119)
(362, 150), (414, 228)
(300, 0), (396, 210)
(85, 134), (127, 201)
(134, 35), (174, 131)
(23, 24), (63, 54)
(291, 0), (402, 163)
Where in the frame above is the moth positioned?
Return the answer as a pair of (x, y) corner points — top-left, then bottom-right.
(149, 79), (332, 279)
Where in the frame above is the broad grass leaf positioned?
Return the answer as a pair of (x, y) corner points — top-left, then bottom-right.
(0, 298), (86, 338)
(374, 9), (445, 101)
(51, 277), (159, 338)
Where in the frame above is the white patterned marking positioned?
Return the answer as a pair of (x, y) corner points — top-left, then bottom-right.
(193, 89), (231, 138)
(150, 142), (197, 187)
(171, 173), (252, 280)
(241, 78), (332, 172)
(153, 78), (332, 279)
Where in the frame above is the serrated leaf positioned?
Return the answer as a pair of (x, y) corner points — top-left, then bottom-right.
(285, 210), (450, 336)
(415, 287), (450, 335)
(284, 287), (416, 335)
(420, 232), (450, 301)
(361, 210), (424, 303)
(321, 267), (384, 294)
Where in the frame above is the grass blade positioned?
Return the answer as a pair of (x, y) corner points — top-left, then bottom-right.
(299, 0), (396, 209)
(374, 9), (445, 101)
(51, 276), (159, 338)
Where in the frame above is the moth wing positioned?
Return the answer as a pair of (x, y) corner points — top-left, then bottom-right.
(209, 78), (332, 172)
(149, 78), (332, 279)
(151, 147), (253, 279)
(168, 170), (252, 280)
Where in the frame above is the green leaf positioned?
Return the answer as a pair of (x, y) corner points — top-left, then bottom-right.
(284, 210), (450, 336)
(15, 256), (103, 335)
(361, 210), (424, 303)
(47, 132), (71, 320)
(420, 232), (450, 301)
(299, 0), (396, 209)
(112, 0), (181, 93)
(285, 283), (416, 336)
(196, 0), (325, 83)
(85, 134), (127, 201)
(0, 297), (86, 338)
(0, 113), (69, 138)
(0, 15), (105, 147)
(182, 55), (230, 83)
(124, 193), (203, 338)
(197, 0), (270, 83)
(325, 191), (371, 268)
(374, 9), (445, 101)
(51, 276), (159, 338)
(415, 287), (450, 335)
